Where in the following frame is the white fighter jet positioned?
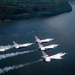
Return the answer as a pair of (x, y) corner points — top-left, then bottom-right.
(41, 51), (67, 62)
(13, 41), (33, 49)
(35, 36), (53, 43)
(38, 42), (59, 51)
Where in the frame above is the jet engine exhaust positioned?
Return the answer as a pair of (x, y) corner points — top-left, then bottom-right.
(0, 45), (14, 52)
(0, 49), (37, 60)
(0, 59), (43, 74)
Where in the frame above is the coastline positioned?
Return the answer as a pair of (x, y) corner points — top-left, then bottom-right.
(0, 1), (72, 22)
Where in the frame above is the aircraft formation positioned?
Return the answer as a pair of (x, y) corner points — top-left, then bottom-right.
(0, 36), (67, 74)
(0, 36), (67, 62)
(35, 36), (67, 62)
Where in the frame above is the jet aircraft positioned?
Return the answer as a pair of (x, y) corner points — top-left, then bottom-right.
(35, 36), (53, 43)
(13, 41), (32, 49)
(38, 42), (59, 51)
(41, 51), (67, 62)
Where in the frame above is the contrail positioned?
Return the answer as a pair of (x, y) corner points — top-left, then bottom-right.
(0, 49), (37, 60)
(0, 45), (14, 52)
(0, 59), (43, 74)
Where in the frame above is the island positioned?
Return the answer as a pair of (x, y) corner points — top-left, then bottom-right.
(0, 0), (72, 21)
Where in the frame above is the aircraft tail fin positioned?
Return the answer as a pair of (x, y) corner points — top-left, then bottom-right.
(13, 41), (19, 48)
(37, 42), (44, 48)
(41, 51), (48, 56)
(13, 41), (18, 45)
(42, 51), (52, 57)
(35, 36), (38, 40)
(35, 36), (40, 42)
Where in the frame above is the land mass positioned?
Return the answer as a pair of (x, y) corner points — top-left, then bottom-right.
(0, 0), (72, 21)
